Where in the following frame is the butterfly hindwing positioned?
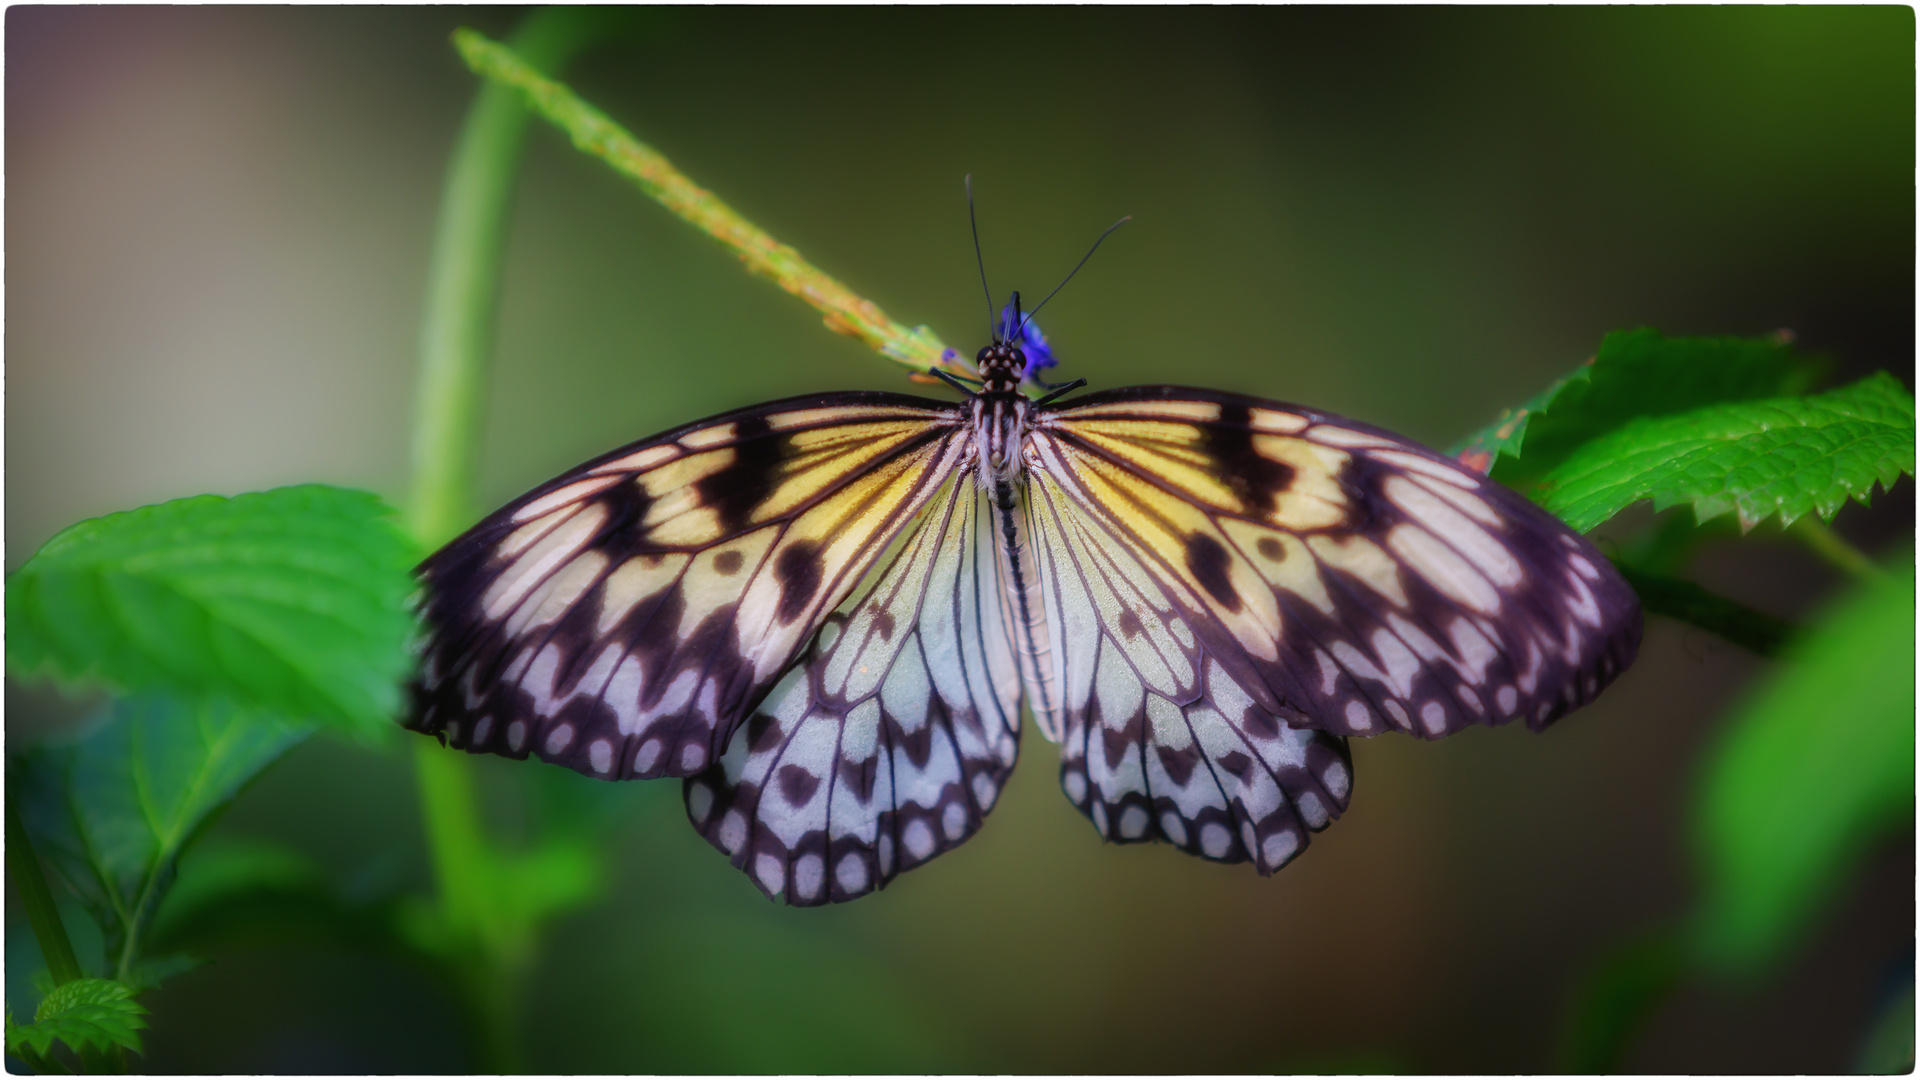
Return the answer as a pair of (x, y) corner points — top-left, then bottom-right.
(408, 392), (967, 782)
(1035, 387), (1642, 742)
(1024, 461), (1355, 872)
(684, 476), (1023, 904)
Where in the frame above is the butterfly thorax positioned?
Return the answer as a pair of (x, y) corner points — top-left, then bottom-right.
(970, 343), (1032, 482)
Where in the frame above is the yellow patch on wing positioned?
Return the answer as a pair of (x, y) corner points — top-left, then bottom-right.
(1068, 425), (1242, 510)
(1062, 448), (1281, 657)
(752, 427), (928, 523)
(1247, 408), (1310, 434)
(1220, 519), (1333, 614)
(679, 422), (737, 449)
(641, 447), (737, 504)
(1305, 534), (1408, 607)
(679, 527), (781, 638)
(597, 553), (690, 634)
(766, 405), (940, 431)
(1060, 400), (1224, 422)
(1251, 435), (1350, 530)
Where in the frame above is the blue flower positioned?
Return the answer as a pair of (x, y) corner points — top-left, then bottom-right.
(997, 300), (1057, 381)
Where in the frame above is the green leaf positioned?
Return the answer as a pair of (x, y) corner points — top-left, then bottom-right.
(9, 977), (149, 1059)
(12, 695), (313, 982)
(1535, 372), (1914, 533)
(1450, 329), (1823, 480)
(7, 484), (420, 739)
(1689, 560), (1916, 975)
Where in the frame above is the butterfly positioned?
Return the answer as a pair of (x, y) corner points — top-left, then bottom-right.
(406, 296), (1642, 906)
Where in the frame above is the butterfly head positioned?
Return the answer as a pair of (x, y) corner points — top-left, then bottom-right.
(974, 341), (1028, 395)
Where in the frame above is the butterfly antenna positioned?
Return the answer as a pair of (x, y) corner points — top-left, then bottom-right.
(1017, 215), (1131, 338)
(966, 175), (997, 342)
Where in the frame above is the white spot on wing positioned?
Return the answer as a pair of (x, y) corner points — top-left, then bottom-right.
(1321, 760), (1350, 800)
(1200, 822), (1232, 857)
(1388, 524), (1501, 614)
(904, 818), (936, 860)
(588, 442), (677, 475)
(687, 782), (714, 823)
(836, 852), (868, 894)
(1160, 812), (1189, 846)
(793, 854), (823, 902)
(512, 474), (624, 523)
(1262, 830), (1300, 867)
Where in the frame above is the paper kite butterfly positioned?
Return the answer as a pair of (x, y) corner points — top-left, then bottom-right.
(406, 291), (1641, 906)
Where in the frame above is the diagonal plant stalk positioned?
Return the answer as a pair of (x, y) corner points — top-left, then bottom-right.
(1788, 517), (1885, 582)
(6, 797), (84, 988)
(451, 28), (971, 382)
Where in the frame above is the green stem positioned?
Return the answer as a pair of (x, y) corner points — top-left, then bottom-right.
(1789, 517), (1884, 582)
(406, 8), (622, 1072)
(6, 797), (84, 987)
(1613, 561), (1797, 658)
(450, 29), (966, 381)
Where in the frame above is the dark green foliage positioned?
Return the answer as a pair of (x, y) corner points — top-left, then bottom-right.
(6, 484), (419, 740)
(12, 696), (314, 982)
(1539, 373), (1915, 532)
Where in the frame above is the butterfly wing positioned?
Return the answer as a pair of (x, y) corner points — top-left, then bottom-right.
(1034, 387), (1642, 743)
(1022, 457), (1356, 872)
(408, 392), (968, 781)
(683, 475), (1023, 904)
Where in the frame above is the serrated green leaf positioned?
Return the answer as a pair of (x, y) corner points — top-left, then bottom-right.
(1536, 372), (1914, 533)
(1690, 560), (1916, 976)
(22, 977), (148, 1057)
(13, 695), (313, 982)
(6, 484), (420, 738)
(1450, 329), (1823, 480)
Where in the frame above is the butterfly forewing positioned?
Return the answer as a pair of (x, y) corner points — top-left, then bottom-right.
(684, 475), (1024, 904)
(409, 392), (967, 782)
(1035, 387), (1642, 743)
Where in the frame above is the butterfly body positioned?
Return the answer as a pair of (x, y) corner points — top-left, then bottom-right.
(409, 340), (1641, 905)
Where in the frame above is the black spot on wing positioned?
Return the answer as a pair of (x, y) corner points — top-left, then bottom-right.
(777, 762), (820, 807)
(1207, 403), (1296, 515)
(1184, 532), (1242, 611)
(697, 414), (782, 532)
(774, 540), (823, 623)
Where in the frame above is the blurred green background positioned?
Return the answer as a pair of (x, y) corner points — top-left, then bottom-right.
(6, 6), (1912, 1072)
